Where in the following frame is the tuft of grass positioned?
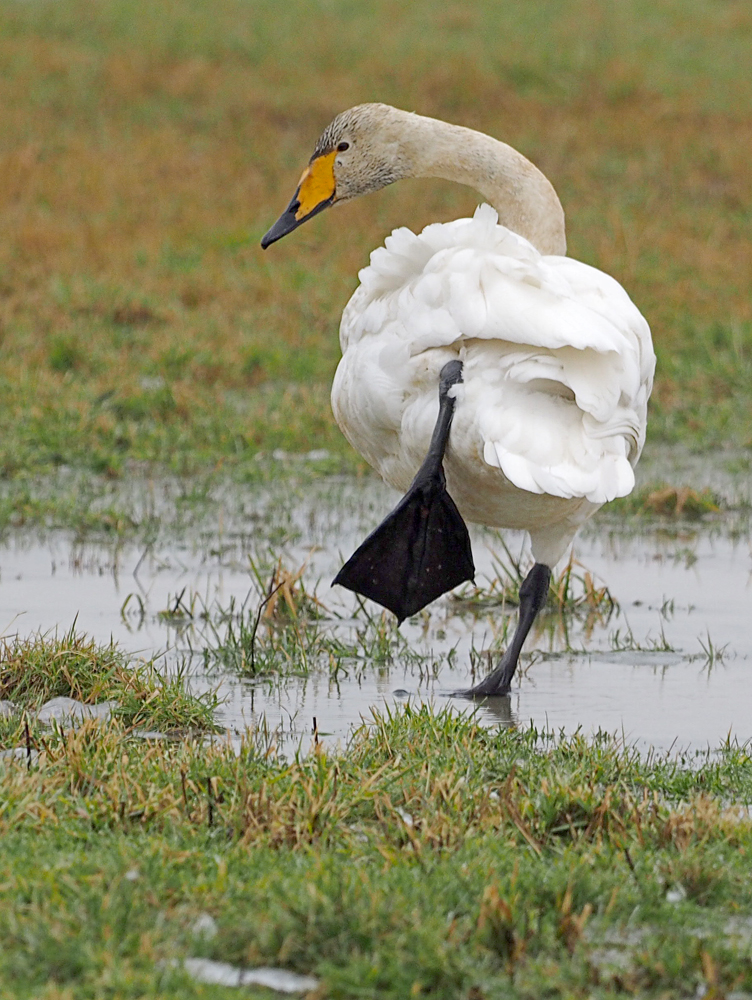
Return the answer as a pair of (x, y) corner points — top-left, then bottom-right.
(608, 483), (722, 519)
(0, 625), (219, 738)
(0, 625), (127, 706)
(198, 558), (423, 679)
(453, 541), (616, 620)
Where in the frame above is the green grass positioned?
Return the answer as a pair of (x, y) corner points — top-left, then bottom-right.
(0, 626), (219, 742)
(0, 706), (751, 998)
(0, 0), (751, 478)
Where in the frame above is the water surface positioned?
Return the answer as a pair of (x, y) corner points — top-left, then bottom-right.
(0, 459), (750, 754)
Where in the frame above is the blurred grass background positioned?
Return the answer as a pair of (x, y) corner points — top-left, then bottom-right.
(0, 0), (750, 477)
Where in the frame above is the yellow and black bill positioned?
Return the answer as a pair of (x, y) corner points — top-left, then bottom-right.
(261, 150), (337, 249)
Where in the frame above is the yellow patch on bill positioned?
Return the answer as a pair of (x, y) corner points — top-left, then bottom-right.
(295, 150), (337, 219)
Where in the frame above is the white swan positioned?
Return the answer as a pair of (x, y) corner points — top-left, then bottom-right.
(262, 103), (655, 696)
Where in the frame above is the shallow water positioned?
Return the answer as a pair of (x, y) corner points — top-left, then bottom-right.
(0, 461), (750, 755)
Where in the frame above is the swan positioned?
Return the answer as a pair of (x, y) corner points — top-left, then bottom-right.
(262, 103), (655, 696)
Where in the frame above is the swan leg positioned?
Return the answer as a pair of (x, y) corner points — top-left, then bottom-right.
(333, 360), (474, 624)
(457, 562), (551, 698)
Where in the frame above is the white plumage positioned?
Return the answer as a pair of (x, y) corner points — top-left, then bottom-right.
(332, 203), (654, 566)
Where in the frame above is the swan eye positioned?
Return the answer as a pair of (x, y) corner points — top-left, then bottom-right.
(337, 141), (350, 152)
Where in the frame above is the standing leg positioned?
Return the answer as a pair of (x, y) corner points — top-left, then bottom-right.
(333, 360), (475, 623)
(457, 562), (551, 697)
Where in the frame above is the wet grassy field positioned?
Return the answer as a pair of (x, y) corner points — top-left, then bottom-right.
(0, 472), (750, 998)
(1, 1), (752, 997)
(1, 0), (751, 478)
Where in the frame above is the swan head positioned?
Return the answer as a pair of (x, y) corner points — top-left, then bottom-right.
(261, 103), (409, 249)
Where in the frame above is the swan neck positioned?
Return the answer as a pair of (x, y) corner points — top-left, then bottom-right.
(401, 114), (566, 255)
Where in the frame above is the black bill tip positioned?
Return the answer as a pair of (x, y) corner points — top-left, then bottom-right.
(261, 200), (301, 249)
(260, 192), (335, 249)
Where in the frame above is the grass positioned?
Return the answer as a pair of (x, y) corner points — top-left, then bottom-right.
(0, 0), (751, 480)
(0, 625), (219, 743)
(189, 555), (433, 680)
(0, 705), (751, 997)
(608, 484), (724, 519)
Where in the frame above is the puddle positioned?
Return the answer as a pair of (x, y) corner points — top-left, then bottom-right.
(0, 463), (750, 755)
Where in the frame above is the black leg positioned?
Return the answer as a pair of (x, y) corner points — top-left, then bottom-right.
(333, 360), (475, 623)
(456, 562), (551, 697)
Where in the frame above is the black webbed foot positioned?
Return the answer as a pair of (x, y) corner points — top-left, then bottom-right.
(333, 476), (474, 623)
